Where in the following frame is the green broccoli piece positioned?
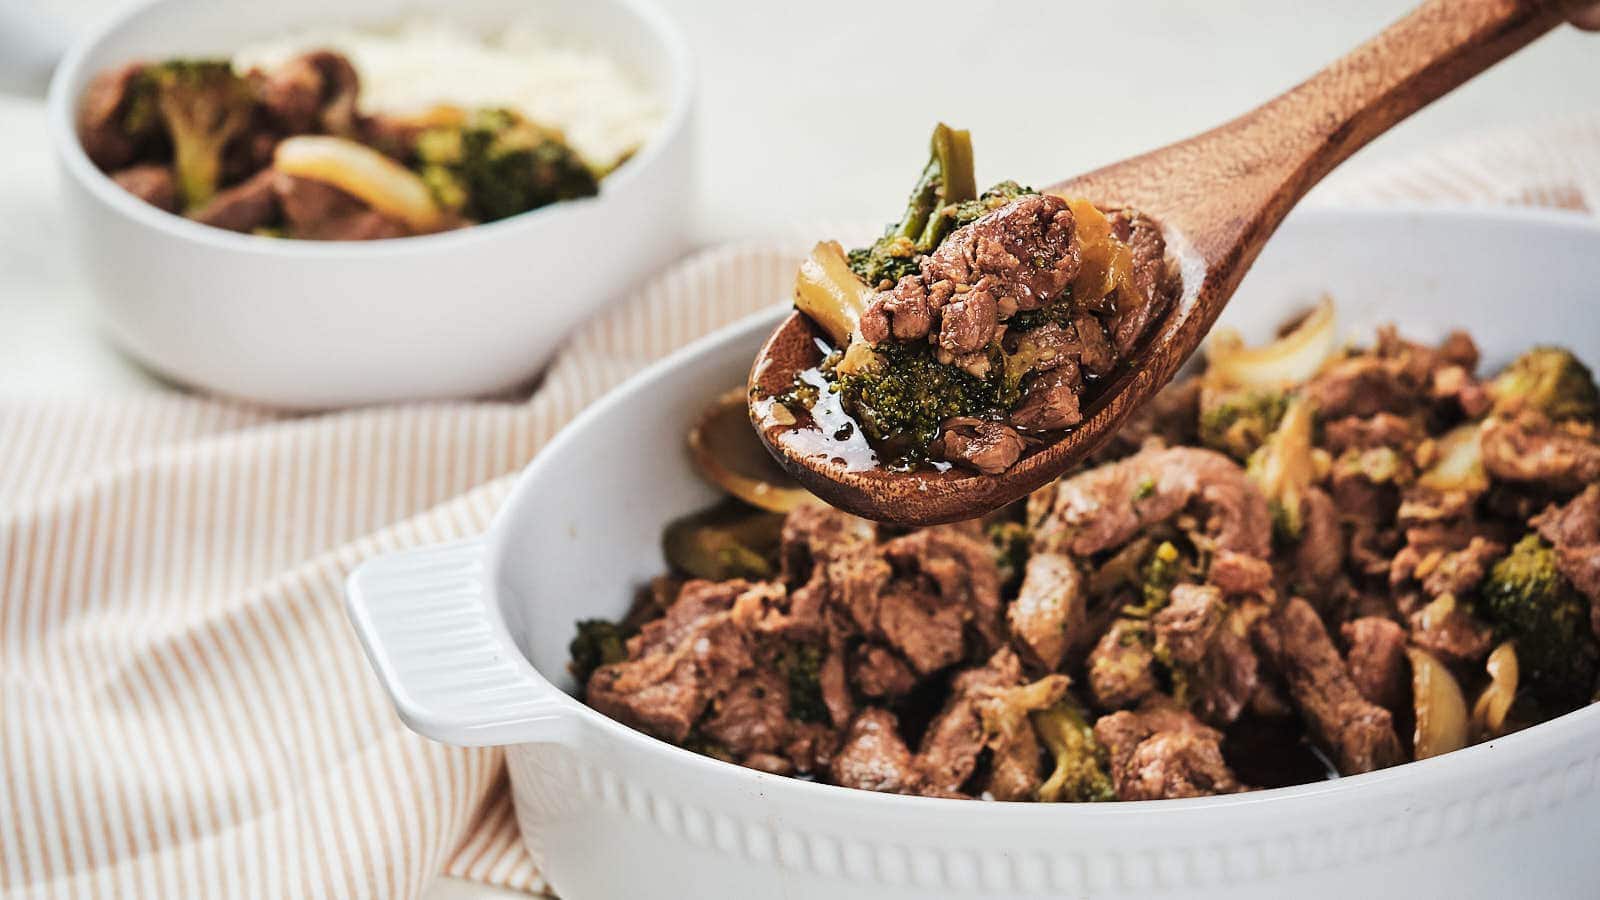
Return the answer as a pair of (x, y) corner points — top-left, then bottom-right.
(1031, 702), (1115, 802)
(775, 643), (828, 723)
(847, 123), (977, 288)
(1198, 389), (1288, 461)
(569, 618), (628, 684)
(945, 180), (1037, 230)
(1490, 347), (1600, 422)
(1123, 540), (1184, 618)
(143, 60), (255, 211)
(1478, 533), (1599, 708)
(416, 108), (598, 222)
(832, 340), (1006, 465)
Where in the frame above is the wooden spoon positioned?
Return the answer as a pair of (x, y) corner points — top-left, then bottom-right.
(750, 0), (1577, 526)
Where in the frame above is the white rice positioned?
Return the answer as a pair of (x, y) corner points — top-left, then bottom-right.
(233, 17), (663, 170)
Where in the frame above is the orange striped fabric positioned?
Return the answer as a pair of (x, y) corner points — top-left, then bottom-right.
(1, 116), (1596, 899)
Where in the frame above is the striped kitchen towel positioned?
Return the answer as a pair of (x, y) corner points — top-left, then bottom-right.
(2, 114), (1598, 900)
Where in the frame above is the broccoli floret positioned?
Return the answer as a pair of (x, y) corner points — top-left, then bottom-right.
(1490, 347), (1600, 422)
(847, 123), (977, 288)
(1199, 388), (1288, 461)
(832, 340), (1005, 465)
(945, 180), (1036, 230)
(1031, 702), (1115, 802)
(1477, 533), (1599, 708)
(569, 618), (628, 684)
(1123, 540), (1185, 618)
(143, 60), (255, 210)
(416, 108), (598, 222)
(775, 643), (828, 723)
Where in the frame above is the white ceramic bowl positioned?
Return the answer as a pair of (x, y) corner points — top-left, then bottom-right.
(348, 208), (1600, 899)
(44, 0), (692, 408)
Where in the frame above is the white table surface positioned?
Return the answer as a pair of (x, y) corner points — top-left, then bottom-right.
(0, 0), (1595, 895)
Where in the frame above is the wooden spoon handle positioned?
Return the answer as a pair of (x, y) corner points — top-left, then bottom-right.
(1055, 0), (1572, 265)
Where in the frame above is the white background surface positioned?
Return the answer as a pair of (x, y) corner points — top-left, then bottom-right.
(0, 1), (1595, 896)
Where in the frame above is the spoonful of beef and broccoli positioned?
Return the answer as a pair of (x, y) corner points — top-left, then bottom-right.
(750, 0), (1576, 525)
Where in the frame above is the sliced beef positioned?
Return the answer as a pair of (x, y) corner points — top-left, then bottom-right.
(1481, 413), (1600, 493)
(1152, 584), (1259, 726)
(780, 506), (887, 640)
(111, 164), (178, 213)
(1340, 617), (1409, 712)
(255, 51), (362, 137)
(1104, 207), (1175, 355)
(585, 580), (754, 743)
(859, 194), (1080, 346)
(1009, 365), (1084, 432)
(276, 173), (408, 240)
(1093, 697), (1243, 800)
(1007, 551), (1085, 670)
(882, 526), (1006, 651)
(188, 168), (280, 232)
(1254, 597), (1404, 775)
(849, 644), (918, 698)
(933, 418), (1025, 475)
(1208, 549), (1275, 599)
(1306, 357), (1418, 420)
(1032, 445), (1272, 560)
(1087, 619), (1158, 711)
(1407, 596), (1494, 667)
(831, 708), (920, 794)
(972, 674), (1071, 800)
(1532, 485), (1600, 618)
(1323, 413), (1425, 456)
(916, 648), (1025, 795)
(1291, 487), (1345, 593)
(78, 62), (153, 171)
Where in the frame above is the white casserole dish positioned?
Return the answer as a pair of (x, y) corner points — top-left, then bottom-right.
(348, 207), (1600, 899)
(44, 0), (692, 408)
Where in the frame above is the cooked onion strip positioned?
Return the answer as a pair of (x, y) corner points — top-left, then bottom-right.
(1471, 642), (1519, 740)
(690, 389), (821, 514)
(273, 135), (446, 233)
(794, 240), (874, 348)
(1205, 297), (1337, 390)
(1408, 646), (1469, 759)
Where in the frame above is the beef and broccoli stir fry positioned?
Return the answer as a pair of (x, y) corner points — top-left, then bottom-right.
(768, 124), (1180, 475)
(573, 307), (1600, 802)
(77, 53), (601, 240)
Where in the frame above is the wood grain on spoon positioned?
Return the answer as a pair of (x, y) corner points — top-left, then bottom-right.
(751, 0), (1577, 526)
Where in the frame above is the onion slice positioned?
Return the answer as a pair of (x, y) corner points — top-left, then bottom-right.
(689, 388), (821, 513)
(1407, 646), (1469, 760)
(273, 135), (446, 233)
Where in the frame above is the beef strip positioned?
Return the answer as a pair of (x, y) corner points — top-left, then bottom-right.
(276, 174), (409, 240)
(1323, 413), (1425, 456)
(1104, 207), (1176, 355)
(1093, 696), (1243, 800)
(916, 648), (1025, 795)
(1153, 584), (1259, 726)
(1532, 485), (1600, 626)
(858, 194), (1080, 347)
(188, 168), (280, 232)
(1007, 552), (1086, 671)
(831, 708), (920, 794)
(78, 62), (152, 171)
(585, 580), (755, 743)
(255, 51), (363, 137)
(1481, 413), (1600, 493)
(850, 644), (918, 698)
(1032, 445), (1272, 560)
(1087, 619), (1158, 711)
(1340, 617), (1409, 712)
(932, 417), (1026, 475)
(111, 164), (178, 213)
(1291, 487), (1345, 594)
(1009, 365), (1084, 432)
(972, 674), (1071, 800)
(1254, 597), (1404, 775)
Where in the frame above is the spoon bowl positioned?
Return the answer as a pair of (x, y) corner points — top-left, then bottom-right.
(751, 0), (1573, 525)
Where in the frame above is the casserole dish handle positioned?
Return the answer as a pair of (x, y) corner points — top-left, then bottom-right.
(346, 539), (570, 747)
